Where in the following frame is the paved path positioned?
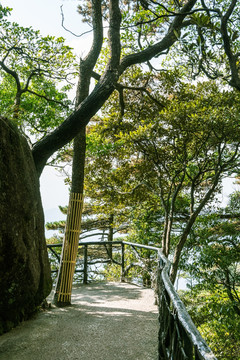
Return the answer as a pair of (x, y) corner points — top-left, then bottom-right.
(0, 282), (158, 360)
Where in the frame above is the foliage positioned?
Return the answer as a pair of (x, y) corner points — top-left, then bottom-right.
(0, 17), (75, 83)
(84, 70), (240, 283)
(180, 191), (240, 315)
(168, 0), (240, 91)
(104, 242), (158, 286)
(177, 191), (240, 358)
(181, 288), (240, 359)
(1, 0), (239, 172)
(0, 4), (11, 19)
(227, 190), (240, 213)
(125, 206), (163, 246)
(0, 73), (73, 138)
(0, 13), (76, 140)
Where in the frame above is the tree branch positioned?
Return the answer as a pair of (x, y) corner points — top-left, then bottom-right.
(119, 0), (197, 72)
(0, 60), (21, 91)
(60, 5), (94, 38)
(32, 0), (197, 176)
(116, 83), (165, 109)
(220, 0), (240, 90)
(26, 89), (70, 108)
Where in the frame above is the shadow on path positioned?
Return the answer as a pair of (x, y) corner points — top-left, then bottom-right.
(0, 282), (158, 360)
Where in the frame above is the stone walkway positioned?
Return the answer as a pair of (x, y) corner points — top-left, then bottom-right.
(0, 282), (158, 360)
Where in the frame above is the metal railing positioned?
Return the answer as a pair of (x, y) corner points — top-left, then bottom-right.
(47, 240), (217, 360)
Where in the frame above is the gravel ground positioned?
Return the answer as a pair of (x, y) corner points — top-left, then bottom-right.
(0, 282), (158, 360)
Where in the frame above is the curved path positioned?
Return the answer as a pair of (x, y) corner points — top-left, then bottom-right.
(0, 282), (158, 360)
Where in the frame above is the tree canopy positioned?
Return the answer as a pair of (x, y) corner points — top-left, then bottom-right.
(1, 1), (240, 173)
(80, 72), (240, 281)
(0, 10), (76, 141)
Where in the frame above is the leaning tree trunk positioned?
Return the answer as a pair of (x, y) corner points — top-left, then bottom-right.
(52, 70), (89, 306)
(46, 0), (196, 304)
(52, 0), (104, 306)
(53, 128), (86, 306)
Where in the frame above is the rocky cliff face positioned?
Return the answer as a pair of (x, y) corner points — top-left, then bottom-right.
(0, 116), (52, 334)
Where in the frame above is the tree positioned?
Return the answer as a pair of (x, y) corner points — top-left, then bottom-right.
(179, 191), (240, 359)
(83, 75), (240, 283)
(51, 0), (204, 305)
(0, 14), (75, 134)
(180, 191), (240, 315)
(3, 0), (240, 182)
(168, 0), (240, 91)
(31, 0), (201, 175)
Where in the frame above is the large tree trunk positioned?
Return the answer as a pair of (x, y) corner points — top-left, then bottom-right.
(52, 129), (86, 306)
(0, 116), (52, 334)
(52, 0), (104, 306)
(51, 0), (197, 303)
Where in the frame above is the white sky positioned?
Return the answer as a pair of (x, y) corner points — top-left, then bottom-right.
(1, 0), (93, 56)
(1, 0), (92, 226)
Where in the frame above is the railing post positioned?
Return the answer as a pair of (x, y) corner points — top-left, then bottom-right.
(121, 242), (125, 282)
(107, 213), (114, 259)
(83, 244), (88, 284)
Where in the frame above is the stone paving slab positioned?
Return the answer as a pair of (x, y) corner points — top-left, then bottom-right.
(0, 282), (158, 360)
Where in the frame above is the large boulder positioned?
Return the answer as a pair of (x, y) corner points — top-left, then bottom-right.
(0, 116), (52, 334)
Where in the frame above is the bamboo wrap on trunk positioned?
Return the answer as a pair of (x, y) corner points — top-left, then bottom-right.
(57, 192), (83, 303)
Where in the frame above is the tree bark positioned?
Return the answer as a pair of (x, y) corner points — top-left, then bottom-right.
(53, 0), (104, 305)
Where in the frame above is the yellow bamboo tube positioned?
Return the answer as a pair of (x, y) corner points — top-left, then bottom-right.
(57, 192), (83, 303)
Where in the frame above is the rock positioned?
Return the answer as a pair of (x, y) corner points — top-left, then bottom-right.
(0, 116), (52, 334)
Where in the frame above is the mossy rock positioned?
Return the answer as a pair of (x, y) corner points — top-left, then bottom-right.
(0, 116), (52, 334)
